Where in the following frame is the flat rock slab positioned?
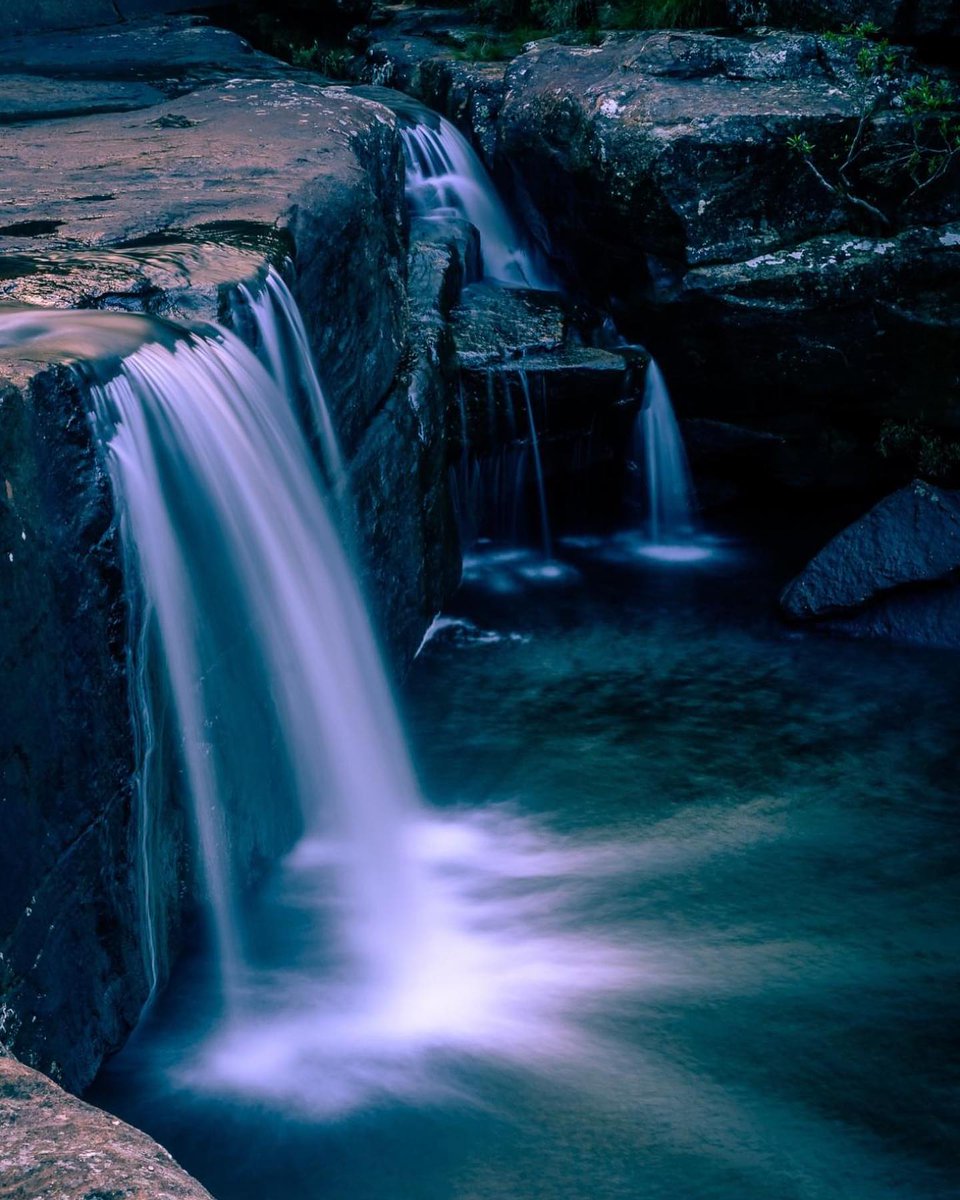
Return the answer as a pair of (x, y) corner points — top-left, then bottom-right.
(0, 78), (393, 247)
(0, 1047), (213, 1199)
(452, 283), (566, 366)
(0, 76), (168, 124)
(684, 225), (960, 312)
(781, 480), (960, 619)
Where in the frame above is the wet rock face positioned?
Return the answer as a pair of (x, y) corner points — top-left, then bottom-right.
(781, 480), (960, 647)
(0, 27), (459, 1092)
(0, 366), (148, 1090)
(0, 1044), (213, 1200)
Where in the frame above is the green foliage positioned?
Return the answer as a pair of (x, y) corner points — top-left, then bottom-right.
(317, 47), (353, 77)
(841, 19), (881, 39)
(455, 27), (548, 60)
(902, 77), (955, 115)
(786, 132), (815, 155)
(855, 38), (898, 77)
(877, 421), (960, 484)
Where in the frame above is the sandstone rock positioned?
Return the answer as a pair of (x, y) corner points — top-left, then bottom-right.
(494, 30), (959, 450)
(450, 283), (633, 459)
(648, 223), (960, 426)
(0, 1045), (212, 1200)
(451, 283), (567, 368)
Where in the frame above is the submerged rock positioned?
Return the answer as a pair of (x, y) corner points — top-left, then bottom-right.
(781, 480), (960, 646)
(0, 1045), (212, 1199)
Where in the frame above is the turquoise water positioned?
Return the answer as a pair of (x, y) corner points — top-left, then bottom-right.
(92, 519), (960, 1200)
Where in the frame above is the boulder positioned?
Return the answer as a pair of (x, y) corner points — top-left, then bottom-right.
(0, 1045), (212, 1199)
(780, 480), (960, 646)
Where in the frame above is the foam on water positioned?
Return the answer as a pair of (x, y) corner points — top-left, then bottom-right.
(172, 804), (673, 1115)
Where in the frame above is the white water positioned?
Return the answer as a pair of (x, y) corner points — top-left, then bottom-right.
(88, 305), (427, 1002)
(401, 117), (552, 290)
(23, 281), (640, 1117)
(634, 360), (701, 556)
(236, 267), (344, 491)
(517, 368), (554, 559)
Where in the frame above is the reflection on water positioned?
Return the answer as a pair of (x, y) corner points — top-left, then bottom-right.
(92, 524), (960, 1200)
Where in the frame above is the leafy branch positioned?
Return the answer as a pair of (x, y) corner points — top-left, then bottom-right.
(786, 32), (960, 230)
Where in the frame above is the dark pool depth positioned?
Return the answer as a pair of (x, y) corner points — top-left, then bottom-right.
(91, 517), (960, 1200)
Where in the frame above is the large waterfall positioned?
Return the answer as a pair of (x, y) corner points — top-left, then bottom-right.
(23, 270), (636, 1116)
(86, 279), (429, 1008)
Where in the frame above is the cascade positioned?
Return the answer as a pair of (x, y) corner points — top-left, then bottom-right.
(83, 280), (428, 1006)
(6, 278), (640, 1120)
(633, 359), (698, 550)
(401, 115), (551, 289)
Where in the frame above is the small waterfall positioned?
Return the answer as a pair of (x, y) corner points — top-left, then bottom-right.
(85, 283), (427, 1004)
(518, 368), (553, 560)
(401, 116), (551, 290)
(450, 366), (554, 558)
(634, 360), (697, 547)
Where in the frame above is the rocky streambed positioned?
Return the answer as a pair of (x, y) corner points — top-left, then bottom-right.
(0, 2), (958, 1195)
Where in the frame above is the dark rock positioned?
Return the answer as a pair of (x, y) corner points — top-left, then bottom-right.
(494, 30), (960, 462)
(0, 1045), (212, 1199)
(781, 480), (960, 646)
(451, 283), (567, 367)
(0, 363), (145, 1090)
(0, 77), (166, 123)
(450, 284), (633, 457)
(0, 17), (272, 85)
(782, 479), (960, 616)
(722, 1), (960, 54)
(649, 223), (960, 430)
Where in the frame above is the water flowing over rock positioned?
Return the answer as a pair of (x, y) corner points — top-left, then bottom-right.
(0, 43), (460, 1090)
(634, 360), (697, 545)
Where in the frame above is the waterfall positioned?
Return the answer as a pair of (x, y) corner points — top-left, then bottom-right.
(85, 282), (427, 1004)
(401, 115), (551, 290)
(235, 267), (344, 492)
(634, 360), (697, 548)
(518, 368), (553, 560)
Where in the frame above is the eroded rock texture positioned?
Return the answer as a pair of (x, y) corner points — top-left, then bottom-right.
(0, 1044), (213, 1200)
